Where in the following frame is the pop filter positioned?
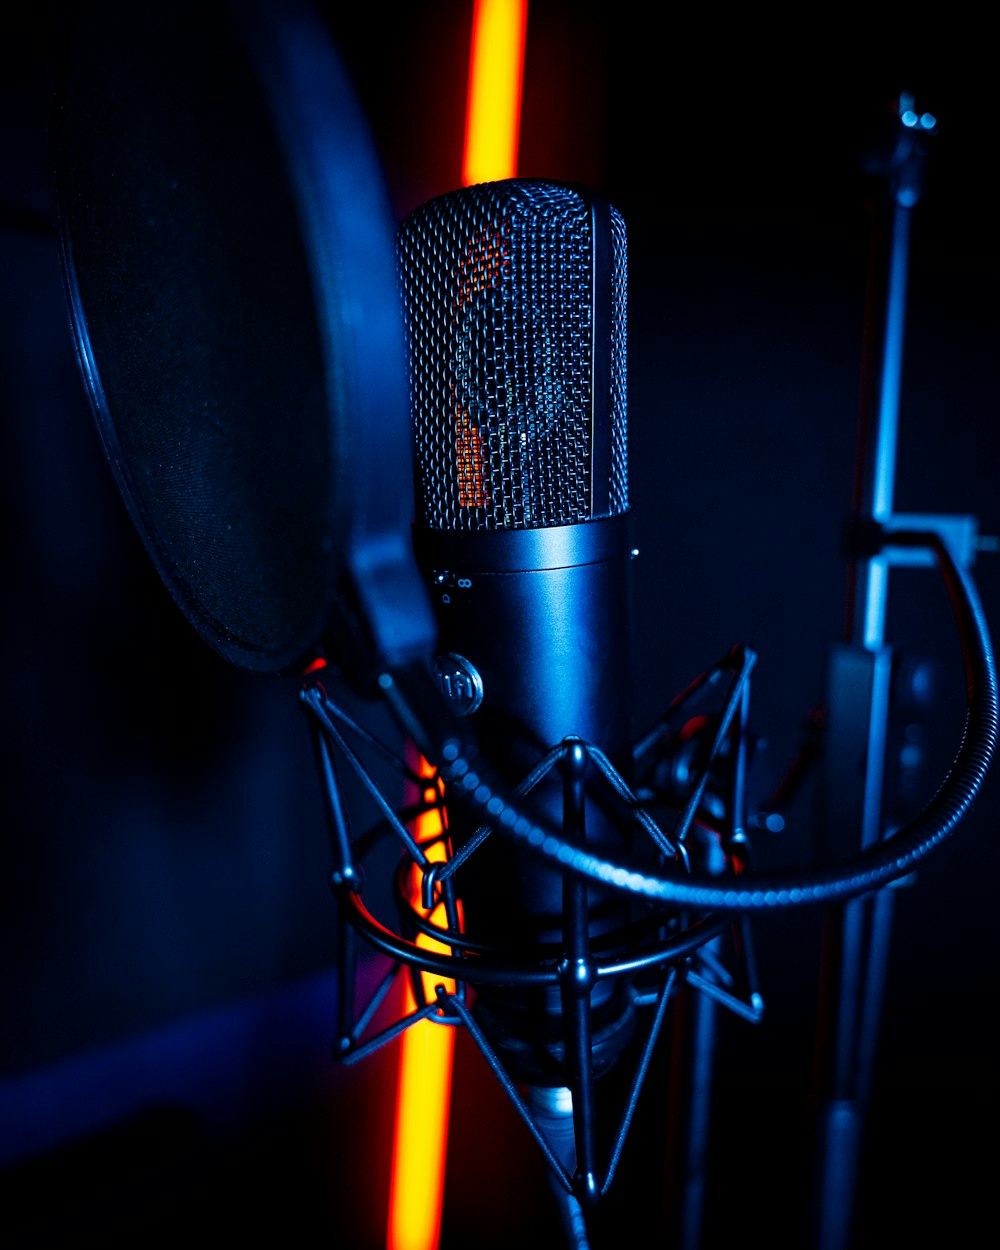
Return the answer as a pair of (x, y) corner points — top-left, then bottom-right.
(49, 0), (435, 678)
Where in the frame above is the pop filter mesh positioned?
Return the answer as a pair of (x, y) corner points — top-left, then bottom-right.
(397, 180), (627, 532)
(53, 4), (351, 672)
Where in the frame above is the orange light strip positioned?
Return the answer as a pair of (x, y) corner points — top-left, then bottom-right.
(386, 760), (457, 1250)
(462, 0), (529, 186)
(388, 8), (529, 1242)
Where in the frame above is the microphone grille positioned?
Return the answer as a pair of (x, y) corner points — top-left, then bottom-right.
(398, 180), (627, 531)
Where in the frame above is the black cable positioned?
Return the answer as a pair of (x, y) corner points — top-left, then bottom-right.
(398, 531), (996, 912)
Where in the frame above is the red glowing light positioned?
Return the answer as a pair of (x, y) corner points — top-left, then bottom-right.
(462, 0), (529, 187)
(386, 759), (457, 1250)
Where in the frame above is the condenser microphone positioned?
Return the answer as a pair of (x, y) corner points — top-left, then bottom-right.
(397, 179), (637, 1092)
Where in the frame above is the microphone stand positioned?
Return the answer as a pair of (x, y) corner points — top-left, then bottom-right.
(810, 93), (947, 1250)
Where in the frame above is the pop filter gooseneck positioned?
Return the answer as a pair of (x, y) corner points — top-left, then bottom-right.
(50, 0), (435, 680)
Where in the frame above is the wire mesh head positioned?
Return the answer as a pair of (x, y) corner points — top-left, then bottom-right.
(398, 180), (627, 531)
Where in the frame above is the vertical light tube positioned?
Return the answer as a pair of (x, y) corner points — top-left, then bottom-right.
(389, 8), (529, 1244)
(462, 0), (529, 186)
(386, 759), (457, 1250)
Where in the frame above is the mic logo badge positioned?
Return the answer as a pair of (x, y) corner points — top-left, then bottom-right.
(432, 652), (484, 716)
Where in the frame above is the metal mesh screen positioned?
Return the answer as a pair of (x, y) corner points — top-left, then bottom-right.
(398, 180), (627, 531)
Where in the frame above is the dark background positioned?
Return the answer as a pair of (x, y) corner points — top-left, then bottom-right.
(2, 3), (997, 1247)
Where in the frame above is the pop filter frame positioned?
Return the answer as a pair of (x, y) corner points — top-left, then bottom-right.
(49, 0), (435, 678)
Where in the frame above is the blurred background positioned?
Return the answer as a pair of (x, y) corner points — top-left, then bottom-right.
(1, 2), (997, 1247)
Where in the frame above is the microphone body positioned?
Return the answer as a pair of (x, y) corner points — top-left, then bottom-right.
(398, 179), (635, 1086)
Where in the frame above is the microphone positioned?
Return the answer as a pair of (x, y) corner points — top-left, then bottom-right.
(397, 179), (638, 1094)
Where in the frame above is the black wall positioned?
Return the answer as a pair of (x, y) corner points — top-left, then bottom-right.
(2, 4), (997, 1247)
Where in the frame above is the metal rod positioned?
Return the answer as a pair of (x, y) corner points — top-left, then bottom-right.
(812, 94), (936, 1250)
